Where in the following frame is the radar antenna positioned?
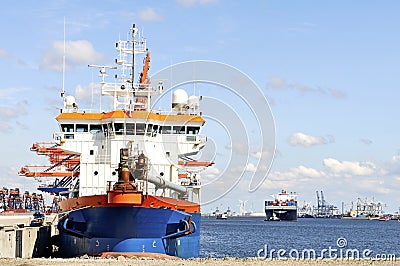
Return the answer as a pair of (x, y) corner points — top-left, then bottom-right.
(88, 65), (117, 84)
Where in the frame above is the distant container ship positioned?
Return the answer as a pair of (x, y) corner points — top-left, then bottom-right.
(265, 190), (297, 221)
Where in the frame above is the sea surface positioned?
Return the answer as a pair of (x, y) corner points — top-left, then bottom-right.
(200, 217), (400, 259)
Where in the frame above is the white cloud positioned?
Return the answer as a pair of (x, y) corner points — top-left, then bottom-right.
(244, 163), (257, 172)
(267, 165), (325, 182)
(202, 166), (220, 179)
(74, 82), (101, 103)
(288, 132), (331, 147)
(266, 76), (346, 99)
(226, 143), (274, 160)
(0, 166), (37, 192)
(251, 146), (274, 160)
(360, 138), (373, 145)
(0, 103), (27, 120)
(292, 165), (326, 178)
(0, 88), (29, 133)
(225, 142), (248, 154)
(353, 179), (392, 195)
(176, 0), (217, 7)
(228, 161), (270, 175)
(0, 87), (28, 98)
(392, 155), (400, 163)
(251, 151), (265, 159)
(0, 123), (12, 133)
(137, 8), (163, 22)
(323, 158), (376, 177)
(40, 40), (105, 71)
(267, 76), (287, 90)
(0, 48), (9, 58)
(0, 102), (28, 133)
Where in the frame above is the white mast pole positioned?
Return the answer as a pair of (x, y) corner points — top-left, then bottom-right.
(61, 17), (66, 109)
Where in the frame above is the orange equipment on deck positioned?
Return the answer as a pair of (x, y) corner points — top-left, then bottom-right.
(178, 160), (214, 167)
(19, 142), (80, 178)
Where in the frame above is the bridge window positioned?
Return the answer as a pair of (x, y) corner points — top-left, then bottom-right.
(114, 123), (124, 135)
(173, 126), (185, 134)
(61, 124), (74, 132)
(126, 123), (135, 135)
(146, 124), (153, 136)
(89, 124), (102, 133)
(136, 123), (145, 135)
(152, 125), (158, 136)
(186, 126), (200, 135)
(160, 126), (172, 134)
(76, 124), (88, 132)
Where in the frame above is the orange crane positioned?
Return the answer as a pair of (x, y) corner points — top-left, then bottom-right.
(19, 142), (80, 179)
(135, 51), (151, 110)
(139, 50), (151, 85)
(178, 160), (214, 167)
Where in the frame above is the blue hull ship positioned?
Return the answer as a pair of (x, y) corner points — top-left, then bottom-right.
(56, 206), (200, 258)
(19, 23), (212, 259)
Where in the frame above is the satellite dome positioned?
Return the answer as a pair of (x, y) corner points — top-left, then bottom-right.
(188, 95), (200, 110)
(172, 89), (188, 111)
(65, 96), (76, 107)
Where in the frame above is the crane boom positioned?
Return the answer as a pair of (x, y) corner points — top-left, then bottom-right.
(139, 50), (151, 85)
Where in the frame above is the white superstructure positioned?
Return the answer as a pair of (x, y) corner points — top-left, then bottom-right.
(45, 24), (211, 203)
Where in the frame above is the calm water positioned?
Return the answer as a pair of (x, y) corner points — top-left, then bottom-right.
(200, 217), (400, 258)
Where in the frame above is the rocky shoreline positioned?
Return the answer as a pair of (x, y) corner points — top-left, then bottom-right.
(0, 257), (397, 266)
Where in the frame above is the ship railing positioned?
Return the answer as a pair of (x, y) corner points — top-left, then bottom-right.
(162, 219), (196, 240)
(180, 180), (201, 187)
(101, 82), (160, 96)
(19, 165), (69, 174)
(265, 201), (298, 207)
(54, 132), (105, 141)
(148, 110), (202, 116)
(54, 132), (74, 141)
(184, 134), (207, 144)
(106, 180), (146, 193)
(53, 131), (207, 143)
(60, 107), (107, 114)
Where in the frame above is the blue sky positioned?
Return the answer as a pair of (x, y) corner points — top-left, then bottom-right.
(1, 1), (400, 213)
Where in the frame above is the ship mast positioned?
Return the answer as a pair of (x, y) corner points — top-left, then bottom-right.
(61, 17), (66, 100)
(130, 24), (136, 89)
(87, 23), (157, 112)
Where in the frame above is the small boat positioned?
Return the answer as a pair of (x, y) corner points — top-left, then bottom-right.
(216, 213), (227, 220)
(267, 213), (280, 221)
(378, 216), (389, 221)
(29, 211), (45, 227)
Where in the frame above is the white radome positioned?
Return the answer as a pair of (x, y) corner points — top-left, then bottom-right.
(172, 89), (188, 111)
(188, 95), (200, 110)
(65, 95), (76, 107)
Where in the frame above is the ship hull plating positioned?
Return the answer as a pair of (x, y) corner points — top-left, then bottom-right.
(56, 206), (200, 258)
(265, 208), (297, 221)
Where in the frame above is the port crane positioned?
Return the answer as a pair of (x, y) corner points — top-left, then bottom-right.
(315, 190), (339, 218)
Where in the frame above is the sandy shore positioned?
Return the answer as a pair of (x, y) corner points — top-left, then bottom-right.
(0, 257), (398, 266)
